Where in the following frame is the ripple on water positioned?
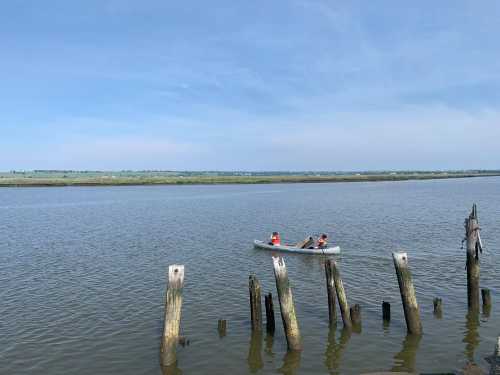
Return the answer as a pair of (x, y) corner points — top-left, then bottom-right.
(1, 179), (500, 374)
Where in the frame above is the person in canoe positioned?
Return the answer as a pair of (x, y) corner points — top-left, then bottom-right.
(317, 234), (328, 248)
(269, 232), (281, 246)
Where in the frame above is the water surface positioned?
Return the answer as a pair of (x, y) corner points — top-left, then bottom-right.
(1, 177), (499, 374)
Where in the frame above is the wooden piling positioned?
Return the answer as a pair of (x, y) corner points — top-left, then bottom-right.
(350, 304), (361, 327)
(482, 288), (492, 308)
(465, 204), (481, 312)
(325, 259), (337, 326)
(249, 275), (263, 331)
(272, 256), (302, 351)
(392, 252), (422, 335)
(382, 301), (391, 322)
(218, 319), (227, 337)
(331, 261), (352, 329)
(160, 265), (185, 366)
(433, 298), (442, 318)
(265, 293), (276, 334)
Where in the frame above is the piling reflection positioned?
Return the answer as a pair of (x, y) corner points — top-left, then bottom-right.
(278, 350), (301, 375)
(264, 333), (275, 357)
(247, 330), (263, 373)
(391, 334), (421, 373)
(463, 312), (480, 362)
(483, 304), (492, 318)
(160, 362), (183, 375)
(324, 327), (352, 374)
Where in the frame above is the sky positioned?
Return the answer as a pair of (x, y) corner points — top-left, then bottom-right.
(1, 0), (500, 171)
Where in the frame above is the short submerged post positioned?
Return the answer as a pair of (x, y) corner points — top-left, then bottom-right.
(332, 261), (352, 329)
(392, 252), (422, 335)
(218, 319), (227, 337)
(482, 288), (492, 308)
(265, 293), (276, 334)
(249, 275), (263, 331)
(465, 204), (482, 312)
(160, 265), (185, 366)
(382, 301), (391, 322)
(350, 304), (361, 330)
(433, 298), (443, 318)
(272, 256), (302, 351)
(325, 259), (337, 326)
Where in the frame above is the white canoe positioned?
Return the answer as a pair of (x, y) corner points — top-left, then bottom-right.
(253, 240), (341, 255)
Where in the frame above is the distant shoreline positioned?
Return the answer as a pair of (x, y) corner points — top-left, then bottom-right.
(1, 172), (499, 187)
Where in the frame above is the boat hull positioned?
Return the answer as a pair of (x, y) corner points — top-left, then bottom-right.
(253, 240), (341, 255)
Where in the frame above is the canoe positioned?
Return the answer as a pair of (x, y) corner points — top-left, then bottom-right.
(253, 240), (341, 255)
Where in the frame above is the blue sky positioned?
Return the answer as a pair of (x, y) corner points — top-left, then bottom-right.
(1, 0), (500, 171)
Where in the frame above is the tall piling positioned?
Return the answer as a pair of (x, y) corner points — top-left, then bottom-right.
(331, 261), (352, 329)
(272, 256), (302, 351)
(392, 252), (422, 335)
(265, 293), (276, 334)
(465, 204), (482, 312)
(249, 275), (263, 331)
(160, 265), (185, 366)
(324, 259), (337, 326)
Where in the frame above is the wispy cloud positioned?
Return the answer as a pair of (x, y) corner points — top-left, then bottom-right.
(1, 0), (500, 170)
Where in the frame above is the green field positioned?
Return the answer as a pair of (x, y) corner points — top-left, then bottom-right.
(0, 170), (499, 187)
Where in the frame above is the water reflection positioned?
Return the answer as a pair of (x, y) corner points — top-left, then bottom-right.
(483, 304), (492, 318)
(463, 312), (480, 362)
(264, 333), (275, 357)
(247, 330), (263, 372)
(324, 328), (352, 374)
(278, 350), (301, 375)
(391, 334), (421, 373)
(160, 363), (183, 375)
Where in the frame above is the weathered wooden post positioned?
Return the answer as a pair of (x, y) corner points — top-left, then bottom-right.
(160, 265), (185, 366)
(465, 204), (482, 312)
(265, 293), (275, 334)
(350, 304), (361, 331)
(488, 336), (500, 375)
(218, 319), (227, 337)
(392, 252), (422, 334)
(332, 261), (352, 329)
(249, 275), (262, 331)
(350, 304), (361, 323)
(382, 301), (391, 322)
(324, 259), (337, 326)
(272, 256), (302, 351)
(433, 298), (443, 318)
(482, 288), (492, 308)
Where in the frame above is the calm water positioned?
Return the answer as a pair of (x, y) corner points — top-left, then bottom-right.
(1, 177), (499, 374)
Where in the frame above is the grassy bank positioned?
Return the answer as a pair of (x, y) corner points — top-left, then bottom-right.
(1, 171), (499, 187)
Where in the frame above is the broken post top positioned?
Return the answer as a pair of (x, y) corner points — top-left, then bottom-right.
(470, 203), (477, 220)
(249, 274), (260, 285)
(465, 204), (480, 232)
(273, 255), (285, 269)
(168, 265), (185, 289)
(392, 252), (409, 266)
(465, 204), (483, 256)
